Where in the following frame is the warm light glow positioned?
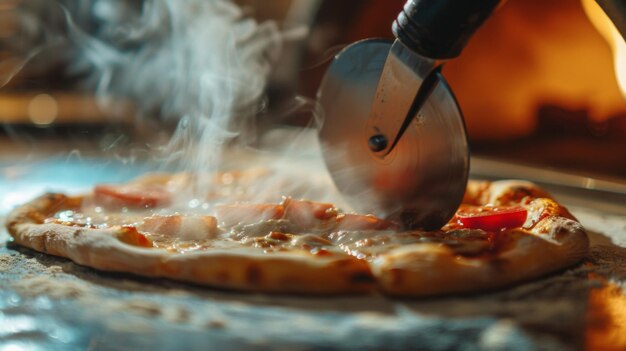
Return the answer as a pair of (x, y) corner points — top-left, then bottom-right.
(445, 1), (626, 140)
(27, 93), (58, 125)
(616, 44), (626, 98)
(582, 0), (626, 99)
(585, 278), (626, 350)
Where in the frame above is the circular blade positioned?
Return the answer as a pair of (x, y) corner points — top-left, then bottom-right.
(317, 39), (469, 230)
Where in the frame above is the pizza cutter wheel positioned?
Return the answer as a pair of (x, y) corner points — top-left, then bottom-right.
(317, 39), (469, 230)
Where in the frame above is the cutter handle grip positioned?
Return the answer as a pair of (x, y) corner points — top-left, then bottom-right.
(393, 0), (502, 59)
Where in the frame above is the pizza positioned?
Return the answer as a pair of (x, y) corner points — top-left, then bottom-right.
(4, 172), (589, 296)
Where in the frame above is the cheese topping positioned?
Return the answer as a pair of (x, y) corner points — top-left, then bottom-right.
(49, 192), (498, 259)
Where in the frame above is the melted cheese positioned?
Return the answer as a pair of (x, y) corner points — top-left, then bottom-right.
(52, 195), (493, 259)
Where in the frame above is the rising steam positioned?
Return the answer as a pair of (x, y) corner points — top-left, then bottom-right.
(6, 0), (281, 119)
(5, 1), (290, 191)
(3, 0), (348, 208)
(64, 0), (282, 183)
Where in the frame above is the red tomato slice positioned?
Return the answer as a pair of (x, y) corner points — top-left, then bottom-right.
(94, 184), (171, 208)
(456, 206), (527, 232)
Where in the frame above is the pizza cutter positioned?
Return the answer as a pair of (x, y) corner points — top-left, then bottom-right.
(317, 0), (501, 229)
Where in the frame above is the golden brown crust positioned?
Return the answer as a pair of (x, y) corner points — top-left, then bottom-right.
(5, 179), (589, 297)
(372, 180), (589, 297)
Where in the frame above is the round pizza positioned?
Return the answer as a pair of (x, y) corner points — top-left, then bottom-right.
(5, 172), (589, 297)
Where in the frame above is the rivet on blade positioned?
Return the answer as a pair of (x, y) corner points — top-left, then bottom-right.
(368, 134), (388, 152)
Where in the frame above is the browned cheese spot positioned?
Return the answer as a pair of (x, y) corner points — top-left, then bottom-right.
(267, 232), (290, 241)
(511, 186), (533, 200)
(312, 248), (333, 257)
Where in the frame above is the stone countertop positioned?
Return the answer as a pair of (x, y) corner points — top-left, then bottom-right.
(1, 158), (625, 351)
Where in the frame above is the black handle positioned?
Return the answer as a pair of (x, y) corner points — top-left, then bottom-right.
(392, 0), (502, 59)
(596, 0), (626, 40)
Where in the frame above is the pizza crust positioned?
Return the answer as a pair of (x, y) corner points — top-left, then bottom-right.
(5, 180), (589, 297)
(372, 180), (589, 297)
(372, 220), (588, 297)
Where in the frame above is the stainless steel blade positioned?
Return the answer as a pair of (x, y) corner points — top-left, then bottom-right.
(365, 40), (439, 157)
(317, 39), (469, 229)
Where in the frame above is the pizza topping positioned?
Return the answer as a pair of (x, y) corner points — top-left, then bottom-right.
(328, 230), (396, 247)
(44, 217), (96, 229)
(237, 230), (339, 254)
(48, 210), (100, 228)
(139, 215), (179, 236)
(247, 237), (280, 249)
(51, 203), (146, 228)
(333, 232), (419, 259)
(456, 206), (527, 232)
(94, 184), (171, 209)
(310, 248), (333, 256)
(290, 234), (332, 248)
(138, 215), (218, 241)
(282, 198), (337, 228)
(335, 214), (397, 231)
(331, 229), (495, 259)
(174, 215), (218, 241)
(115, 226), (153, 247)
(244, 232), (296, 250)
(231, 219), (296, 240)
(266, 231), (291, 241)
(214, 203), (284, 227)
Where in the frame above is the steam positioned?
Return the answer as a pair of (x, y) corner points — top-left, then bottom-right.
(4, 0), (280, 118)
(223, 95), (349, 208)
(61, 0), (283, 184)
(5, 1), (288, 189)
(2, 0), (349, 208)
(72, 1), (280, 121)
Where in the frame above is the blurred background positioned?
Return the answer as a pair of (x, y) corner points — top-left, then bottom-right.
(1, 0), (625, 180)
